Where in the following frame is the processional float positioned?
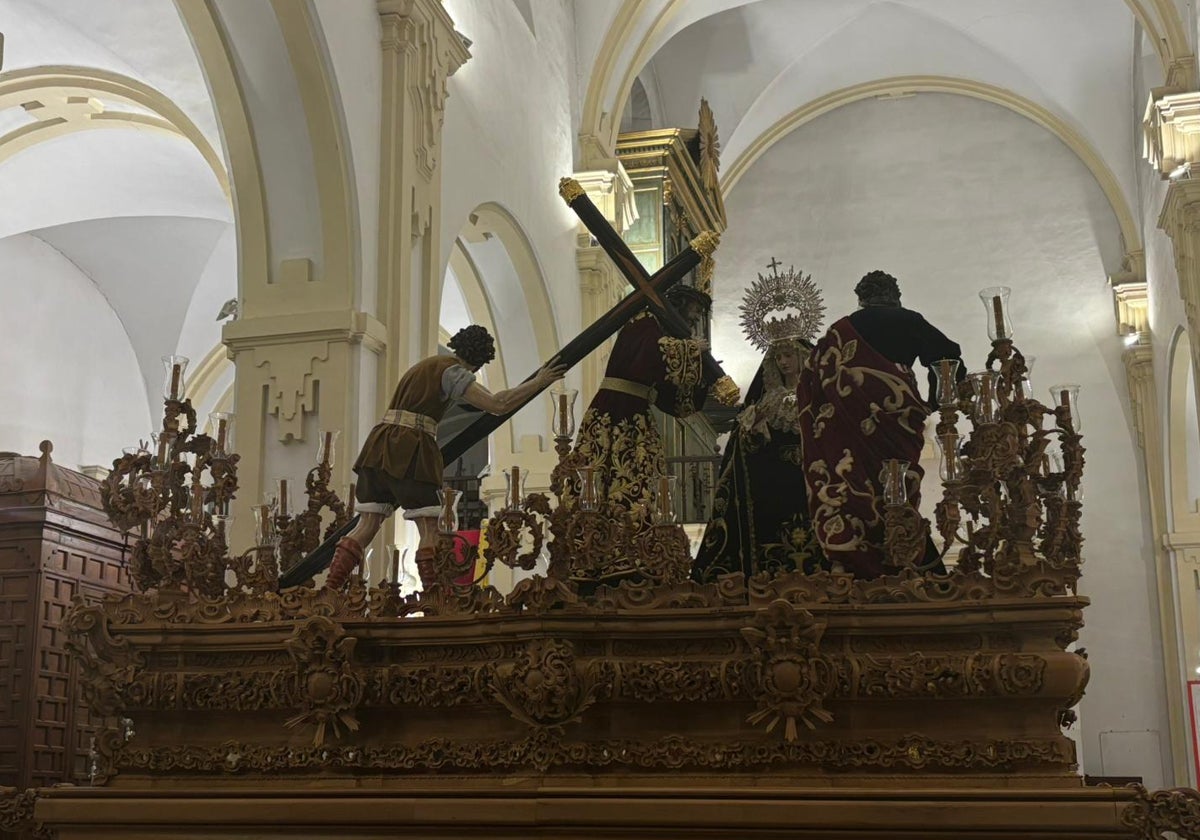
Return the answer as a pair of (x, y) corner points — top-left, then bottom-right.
(8, 183), (1196, 839)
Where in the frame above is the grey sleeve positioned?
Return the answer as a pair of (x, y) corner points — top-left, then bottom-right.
(441, 365), (476, 401)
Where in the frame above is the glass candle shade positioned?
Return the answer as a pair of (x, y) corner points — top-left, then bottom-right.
(389, 545), (404, 584)
(1018, 356), (1036, 401)
(252, 504), (278, 547)
(437, 487), (460, 534)
(937, 433), (965, 483)
(550, 386), (578, 438)
(932, 358), (961, 408)
(968, 371), (1000, 424)
(317, 429), (340, 469)
(882, 459), (910, 506)
(576, 465), (601, 512)
(152, 433), (171, 470)
(270, 478), (293, 517)
(161, 355), (190, 401)
(1049, 383), (1082, 432)
(208, 412), (233, 454)
(979, 287), (1012, 342)
(503, 466), (527, 510)
(651, 475), (678, 525)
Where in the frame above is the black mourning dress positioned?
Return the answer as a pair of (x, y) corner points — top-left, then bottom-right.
(691, 340), (825, 583)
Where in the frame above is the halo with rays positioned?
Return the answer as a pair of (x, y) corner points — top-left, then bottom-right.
(738, 259), (825, 351)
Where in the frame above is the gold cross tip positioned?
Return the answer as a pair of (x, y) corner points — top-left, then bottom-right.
(711, 375), (740, 406)
(690, 230), (720, 258)
(558, 177), (585, 204)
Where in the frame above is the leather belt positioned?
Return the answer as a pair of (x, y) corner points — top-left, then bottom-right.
(381, 409), (438, 436)
(600, 376), (656, 402)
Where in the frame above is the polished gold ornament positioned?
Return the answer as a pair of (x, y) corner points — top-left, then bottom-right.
(558, 176), (585, 203)
(689, 229), (720, 258)
(711, 374), (741, 406)
(739, 258), (826, 351)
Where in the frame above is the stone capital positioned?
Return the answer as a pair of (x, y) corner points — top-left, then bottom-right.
(1144, 85), (1200, 176)
(223, 309), (388, 355)
(572, 167), (638, 234)
(1109, 250), (1148, 337)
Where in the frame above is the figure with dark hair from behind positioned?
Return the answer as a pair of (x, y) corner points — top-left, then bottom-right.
(796, 270), (965, 578)
(325, 325), (565, 590)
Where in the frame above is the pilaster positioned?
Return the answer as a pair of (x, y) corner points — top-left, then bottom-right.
(376, 0), (470, 396)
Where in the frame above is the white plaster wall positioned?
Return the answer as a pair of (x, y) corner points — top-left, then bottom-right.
(310, 0), (381, 314)
(719, 93), (1167, 782)
(0, 233), (152, 468)
(33, 215), (229, 410)
(440, 0), (581, 442)
(176, 224), (237, 366)
(0, 131), (229, 240)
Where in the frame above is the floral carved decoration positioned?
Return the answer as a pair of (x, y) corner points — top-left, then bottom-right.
(1121, 785), (1200, 839)
(282, 616), (363, 745)
(741, 599), (834, 740)
(490, 638), (603, 728)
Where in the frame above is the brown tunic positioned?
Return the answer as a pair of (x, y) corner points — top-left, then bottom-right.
(353, 355), (462, 485)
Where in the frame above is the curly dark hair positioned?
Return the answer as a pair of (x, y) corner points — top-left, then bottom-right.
(854, 270), (902, 307)
(665, 284), (712, 313)
(447, 325), (496, 368)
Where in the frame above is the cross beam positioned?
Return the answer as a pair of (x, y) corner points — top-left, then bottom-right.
(439, 180), (725, 464)
(555, 177), (738, 407)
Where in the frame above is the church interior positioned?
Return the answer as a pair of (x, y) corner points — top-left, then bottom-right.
(3, 1), (1200, 837)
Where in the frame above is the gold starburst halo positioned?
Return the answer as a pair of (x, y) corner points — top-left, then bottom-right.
(739, 259), (825, 352)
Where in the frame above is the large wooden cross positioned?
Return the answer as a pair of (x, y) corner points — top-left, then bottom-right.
(440, 178), (736, 463)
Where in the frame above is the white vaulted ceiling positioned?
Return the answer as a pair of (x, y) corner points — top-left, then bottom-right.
(0, 0), (233, 424)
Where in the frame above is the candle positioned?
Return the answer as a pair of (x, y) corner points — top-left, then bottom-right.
(216, 418), (228, 452)
(992, 295), (1006, 340)
(657, 476), (671, 517)
(156, 435), (170, 466)
(169, 363), (182, 400)
(558, 393), (569, 436)
(321, 431), (333, 467)
(391, 546), (401, 584)
(347, 483), (356, 517)
(511, 465), (521, 508)
(278, 478), (289, 517)
(192, 484), (204, 522)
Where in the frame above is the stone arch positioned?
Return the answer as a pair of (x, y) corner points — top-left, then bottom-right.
(175, 0), (358, 301)
(721, 76), (1141, 255)
(438, 202), (560, 364)
(0, 65), (229, 196)
(580, 0), (1192, 157)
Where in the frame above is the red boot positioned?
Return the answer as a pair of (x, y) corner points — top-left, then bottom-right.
(325, 537), (364, 590)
